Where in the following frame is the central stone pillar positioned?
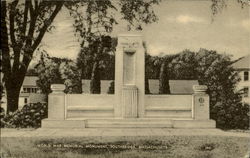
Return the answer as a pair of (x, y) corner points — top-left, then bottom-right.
(114, 34), (145, 118)
(122, 85), (138, 118)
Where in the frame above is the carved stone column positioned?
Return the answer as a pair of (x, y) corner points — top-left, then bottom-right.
(122, 85), (138, 118)
(114, 34), (145, 118)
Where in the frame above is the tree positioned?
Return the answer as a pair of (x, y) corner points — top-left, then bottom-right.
(151, 54), (177, 94)
(159, 60), (170, 94)
(1, 0), (246, 113)
(77, 36), (114, 93)
(158, 56), (178, 94)
(70, 0), (160, 93)
(35, 51), (63, 95)
(168, 50), (198, 80)
(1, 0), (63, 113)
(164, 48), (249, 129)
(194, 49), (246, 128)
(35, 51), (82, 94)
(144, 42), (151, 94)
(59, 61), (82, 94)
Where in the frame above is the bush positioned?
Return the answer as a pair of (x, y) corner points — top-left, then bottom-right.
(1, 102), (47, 128)
(212, 102), (249, 129)
(0, 107), (5, 128)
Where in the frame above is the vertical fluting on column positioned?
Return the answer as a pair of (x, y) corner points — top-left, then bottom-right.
(122, 85), (138, 118)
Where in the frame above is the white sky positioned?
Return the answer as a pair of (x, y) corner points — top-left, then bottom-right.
(40, 0), (250, 60)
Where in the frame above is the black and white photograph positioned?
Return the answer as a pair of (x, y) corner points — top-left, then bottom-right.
(1, 0), (250, 157)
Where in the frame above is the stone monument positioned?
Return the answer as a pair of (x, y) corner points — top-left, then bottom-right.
(114, 34), (145, 118)
(42, 33), (216, 128)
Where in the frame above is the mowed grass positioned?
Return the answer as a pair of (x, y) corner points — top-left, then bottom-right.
(1, 136), (249, 158)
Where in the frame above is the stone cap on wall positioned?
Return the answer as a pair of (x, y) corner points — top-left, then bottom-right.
(51, 84), (65, 94)
(118, 33), (142, 37)
(193, 85), (207, 94)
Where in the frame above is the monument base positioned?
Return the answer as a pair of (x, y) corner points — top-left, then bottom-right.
(172, 119), (216, 128)
(41, 118), (216, 129)
(42, 119), (85, 128)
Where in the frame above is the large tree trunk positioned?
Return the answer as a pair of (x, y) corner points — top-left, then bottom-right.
(5, 80), (21, 113)
(159, 61), (170, 94)
(6, 87), (21, 113)
(145, 76), (150, 94)
(90, 61), (101, 94)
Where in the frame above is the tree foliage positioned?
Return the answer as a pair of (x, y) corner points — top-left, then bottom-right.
(1, 0), (63, 113)
(152, 48), (249, 129)
(35, 51), (81, 94)
(71, 0), (160, 94)
(60, 61), (82, 94)
(76, 36), (115, 93)
(194, 49), (249, 129)
(35, 51), (63, 94)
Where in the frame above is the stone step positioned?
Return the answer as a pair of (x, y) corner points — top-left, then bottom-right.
(42, 118), (216, 129)
(84, 118), (173, 128)
(145, 107), (191, 111)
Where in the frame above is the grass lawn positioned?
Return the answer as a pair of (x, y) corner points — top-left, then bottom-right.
(1, 135), (249, 158)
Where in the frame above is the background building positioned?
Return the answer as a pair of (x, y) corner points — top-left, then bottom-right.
(1, 76), (46, 112)
(232, 55), (250, 103)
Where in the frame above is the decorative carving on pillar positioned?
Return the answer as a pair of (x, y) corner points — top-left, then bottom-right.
(122, 85), (138, 118)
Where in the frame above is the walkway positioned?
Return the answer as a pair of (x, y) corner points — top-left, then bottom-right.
(1, 128), (249, 138)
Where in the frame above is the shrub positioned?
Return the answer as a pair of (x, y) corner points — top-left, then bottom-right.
(0, 107), (5, 128)
(212, 101), (249, 129)
(1, 102), (47, 128)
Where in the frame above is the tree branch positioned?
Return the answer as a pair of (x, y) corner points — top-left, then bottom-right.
(19, 1), (63, 79)
(25, 0), (40, 51)
(20, 0), (29, 43)
(1, 1), (12, 81)
(9, 0), (18, 48)
(32, 2), (64, 51)
(34, 0), (39, 11)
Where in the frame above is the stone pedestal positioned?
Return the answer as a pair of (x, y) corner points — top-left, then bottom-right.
(48, 84), (66, 120)
(122, 85), (138, 118)
(192, 85), (210, 120)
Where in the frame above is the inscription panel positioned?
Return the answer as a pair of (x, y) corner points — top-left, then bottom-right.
(123, 52), (136, 85)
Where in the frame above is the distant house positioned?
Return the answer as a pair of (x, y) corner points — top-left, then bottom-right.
(21, 76), (40, 93)
(82, 79), (199, 94)
(1, 76), (46, 112)
(232, 55), (250, 103)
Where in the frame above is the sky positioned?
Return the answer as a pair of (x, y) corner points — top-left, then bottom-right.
(40, 0), (250, 60)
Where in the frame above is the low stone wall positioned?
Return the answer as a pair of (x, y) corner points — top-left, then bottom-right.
(144, 95), (192, 118)
(66, 94), (115, 118)
(145, 95), (192, 109)
(66, 94), (115, 107)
